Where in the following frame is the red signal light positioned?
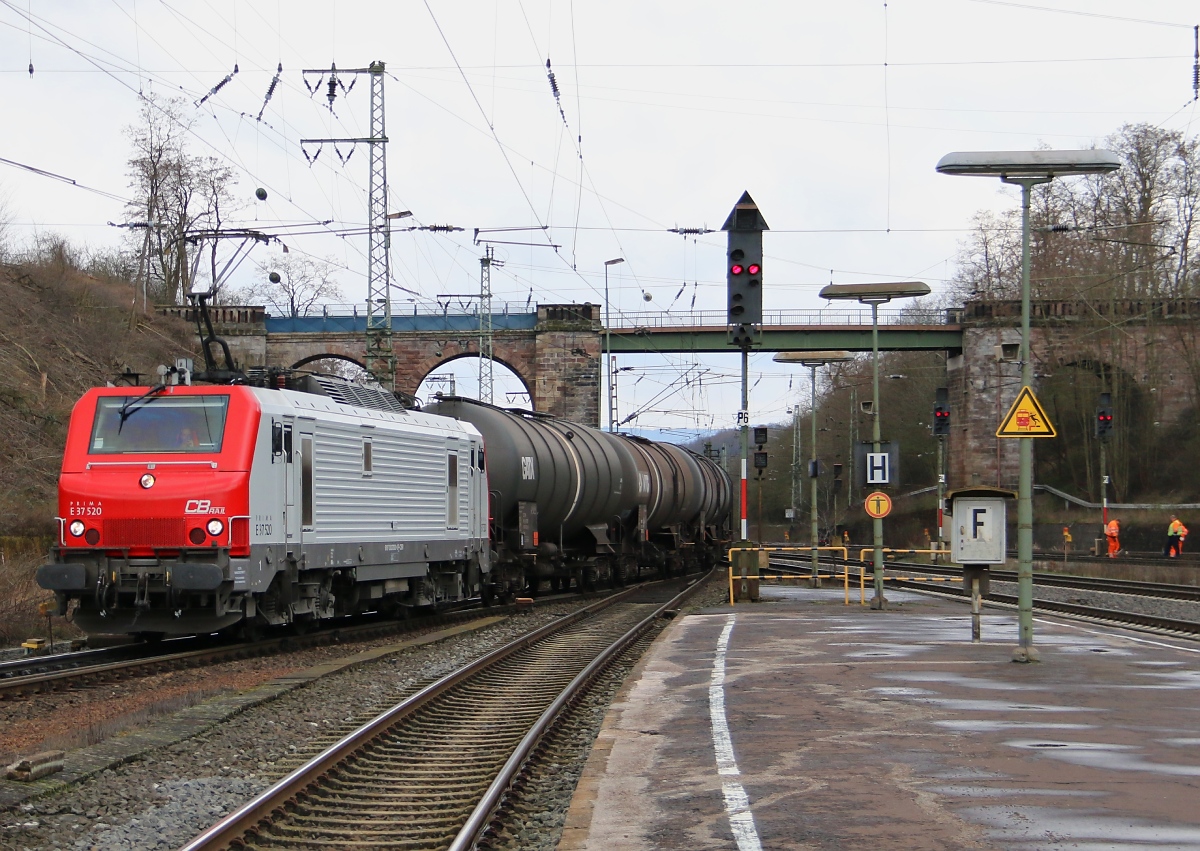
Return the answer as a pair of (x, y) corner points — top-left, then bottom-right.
(747, 263), (761, 275)
(730, 264), (744, 275)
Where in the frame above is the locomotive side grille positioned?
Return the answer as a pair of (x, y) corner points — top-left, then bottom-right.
(104, 518), (186, 547)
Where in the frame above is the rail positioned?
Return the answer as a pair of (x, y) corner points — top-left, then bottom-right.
(179, 577), (704, 851)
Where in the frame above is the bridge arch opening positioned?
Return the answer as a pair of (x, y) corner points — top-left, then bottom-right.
(416, 354), (532, 407)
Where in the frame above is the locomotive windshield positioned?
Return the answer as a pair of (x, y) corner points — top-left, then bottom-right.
(89, 395), (230, 454)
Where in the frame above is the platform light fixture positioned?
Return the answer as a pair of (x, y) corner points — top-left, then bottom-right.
(937, 149), (1120, 662)
(775, 350), (852, 587)
(818, 281), (930, 609)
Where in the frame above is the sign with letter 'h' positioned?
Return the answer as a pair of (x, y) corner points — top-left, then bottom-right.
(866, 452), (890, 485)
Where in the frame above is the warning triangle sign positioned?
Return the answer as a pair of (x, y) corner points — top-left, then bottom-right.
(996, 386), (1056, 438)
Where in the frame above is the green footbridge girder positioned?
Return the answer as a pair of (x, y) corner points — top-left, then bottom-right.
(606, 325), (963, 354)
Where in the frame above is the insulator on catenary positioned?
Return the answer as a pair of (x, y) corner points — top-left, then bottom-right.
(27, 63), (33, 78)
(327, 75), (338, 107)
(257, 63), (283, 122)
(547, 70), (560, 100)
(196, 64), (238, 108)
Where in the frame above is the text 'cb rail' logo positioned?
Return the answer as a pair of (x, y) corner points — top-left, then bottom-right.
(184, 499), (226, 515)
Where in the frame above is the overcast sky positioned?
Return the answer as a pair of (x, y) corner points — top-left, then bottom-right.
(1, 1), (1196, 433)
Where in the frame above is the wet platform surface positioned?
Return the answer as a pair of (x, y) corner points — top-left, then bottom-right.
(559, 586), (1200, 850)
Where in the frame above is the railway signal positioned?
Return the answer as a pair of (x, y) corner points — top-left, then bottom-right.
(722, 191), (768, 328)
(933, 402), (951, 435)
(1095, 392), (1114, 439)
(933, 387), (951, 436)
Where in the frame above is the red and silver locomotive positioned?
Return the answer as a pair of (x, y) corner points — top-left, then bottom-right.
(38, 376), (491, 637)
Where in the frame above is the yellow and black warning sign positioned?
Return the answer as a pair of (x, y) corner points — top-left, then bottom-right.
(996, 386), (1056, 438)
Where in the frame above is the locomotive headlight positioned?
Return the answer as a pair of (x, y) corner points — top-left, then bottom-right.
(206, 518), (225, 537)
(140, 473), (156, 489)
(69, 519), (85, 537)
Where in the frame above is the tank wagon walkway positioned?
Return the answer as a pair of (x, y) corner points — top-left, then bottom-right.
(559, 587), (1200, 850)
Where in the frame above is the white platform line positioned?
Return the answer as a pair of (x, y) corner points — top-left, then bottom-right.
(709, 614), (763, 851)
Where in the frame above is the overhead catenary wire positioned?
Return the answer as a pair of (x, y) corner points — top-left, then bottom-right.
(0, 1), (379, 276)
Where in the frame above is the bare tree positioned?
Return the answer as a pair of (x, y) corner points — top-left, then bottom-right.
(0, 188), (13, 262)
(124, 93), (239, 304)
(235, 253), (344, 317)
(949, 124), (1200, 304)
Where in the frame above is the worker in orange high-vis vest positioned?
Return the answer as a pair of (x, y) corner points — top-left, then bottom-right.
(1167, 515), (1189, 558)
(1105, 518), (1120, 558)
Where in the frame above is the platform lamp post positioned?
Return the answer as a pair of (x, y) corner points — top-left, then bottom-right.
(774, 351), (852, 588)
(818, 282), (930, 610)
(937, 150), (1120, 661)
(603, 258), (625, 432)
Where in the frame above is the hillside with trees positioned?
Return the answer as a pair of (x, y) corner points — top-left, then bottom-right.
(0, 245), (197, 535)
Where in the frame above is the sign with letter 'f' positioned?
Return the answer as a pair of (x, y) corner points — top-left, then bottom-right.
(866, 452), (890, 485)
(950, 497), (1008, 564)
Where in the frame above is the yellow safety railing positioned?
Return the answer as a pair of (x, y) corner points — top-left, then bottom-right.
(857, 547), (951, 562)
(848, 552), (963, 606)
(726, 546), (850, 605)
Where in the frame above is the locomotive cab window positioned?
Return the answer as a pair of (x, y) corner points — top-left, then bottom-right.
(90, 395), (229, 454)
(447, 453), (459, 528)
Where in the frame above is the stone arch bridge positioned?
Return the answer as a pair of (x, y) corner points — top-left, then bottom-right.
(163, 303), (604, 424)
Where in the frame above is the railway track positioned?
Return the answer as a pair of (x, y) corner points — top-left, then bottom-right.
(769, 552), (1200, 601)
(766, 553), (1200, 637)
(896, 580), (1200, 637)
(0, 596), (572, 700)
(178, 574), (705, 851)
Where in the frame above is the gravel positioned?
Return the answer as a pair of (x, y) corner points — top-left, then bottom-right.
(482, 575), (734, 851)
(991, 579), (1200, 623)
(0, 573), (787, 851)
(0, 603), (584, 851)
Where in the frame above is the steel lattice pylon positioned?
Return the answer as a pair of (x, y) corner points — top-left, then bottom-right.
(300, 60), (395, 391)
(478, 245), (495, 404)
(364, 61), (393, 390)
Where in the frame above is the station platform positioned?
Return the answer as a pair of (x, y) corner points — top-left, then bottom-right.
(559, 585), (1200, 850)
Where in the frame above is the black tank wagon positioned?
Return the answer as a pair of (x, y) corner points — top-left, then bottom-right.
(426, 396), (732, 594)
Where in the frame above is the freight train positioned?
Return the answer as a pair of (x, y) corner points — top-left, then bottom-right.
(36, 339), (732, 638)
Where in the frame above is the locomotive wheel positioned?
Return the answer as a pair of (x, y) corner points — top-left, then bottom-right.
(481, 585), (495, 607)
(134, 631), (165, 644)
